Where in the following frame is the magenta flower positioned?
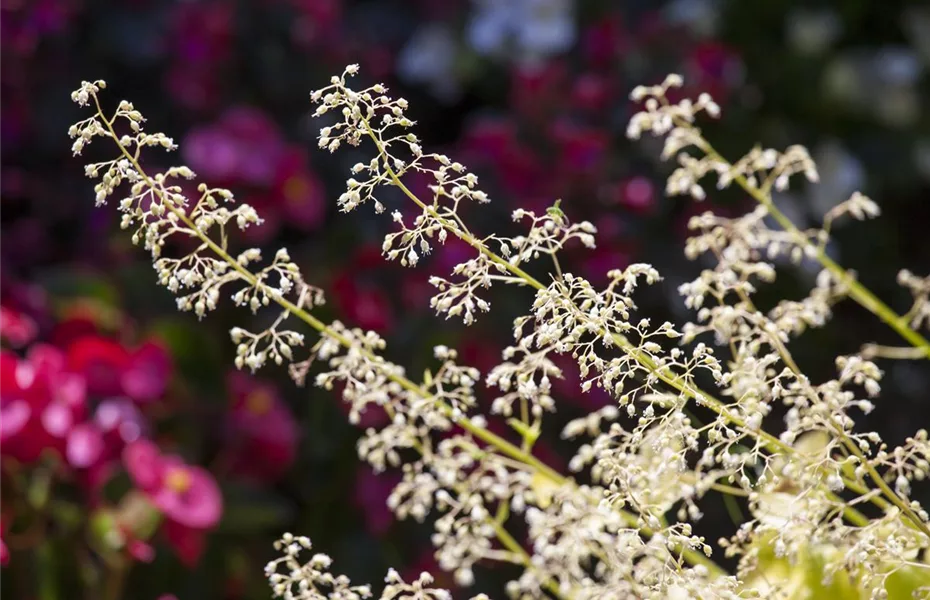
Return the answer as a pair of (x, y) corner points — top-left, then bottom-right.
(581, 14), (629, 67)
(353, 466), (401, 536)
(1, 346), (87, 464)
(65, 422), (105, 470)
(182, 106), (284, 187)
(0, 517), (8, 567)
(162, 1), (233, 111)
(549, 120), (610, 174)
(120, 341), (172, 404)
(460, 115), (517, 164)
(0, 352), (30, 441)
(224, 371), (298, 483)
(0, 306), (37, 348)
(570, 72), (614, 113)
(94, 397), (147, 453)
(603, 176), (656, 215)
(123, 440), (222, 531)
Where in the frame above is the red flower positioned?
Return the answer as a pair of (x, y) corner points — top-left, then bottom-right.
(66, 336), (171, 404)
(224, 371), (298, 483)
(66, 336), (128, 398)
(272, 147), (327, 232)
(162, 519), (207, 568)
(49, 314), (100, 349)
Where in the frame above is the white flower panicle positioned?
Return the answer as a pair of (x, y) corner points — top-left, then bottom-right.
(310, 66), (599, 326)
(73, 69), (930, 600)
(266, 533), (484, 600)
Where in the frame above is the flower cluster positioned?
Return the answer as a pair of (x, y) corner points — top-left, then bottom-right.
(0, 300), (299, 576)
(70, 68), (930, 600)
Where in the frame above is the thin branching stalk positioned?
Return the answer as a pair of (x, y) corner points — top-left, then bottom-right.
(85, 84), (727, 585)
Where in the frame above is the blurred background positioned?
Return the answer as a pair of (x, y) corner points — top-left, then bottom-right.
(3, 0), (930, 598)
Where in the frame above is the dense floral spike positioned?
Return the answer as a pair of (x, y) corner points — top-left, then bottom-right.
(73, 68), (930, 600)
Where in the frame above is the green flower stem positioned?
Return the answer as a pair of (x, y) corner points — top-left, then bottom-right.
(696, 138), (930, 359)
(840, 437), (930, 538)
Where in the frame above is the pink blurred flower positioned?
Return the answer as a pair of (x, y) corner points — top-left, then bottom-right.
(118, 444), (219, 567)
(94, 397), (147, 456)
(224, 371), (298, 483)
(121, 341), (172, 404)
(123, 440), (223, 531)
(603, 177), (657, 215)
(0, 387), (30, 453)
(0, 306), (37, 348)
(65, 422), (105, 469)
(240, 147), (328, 241)
(127, 538), (155, 564)
(681, 41), (743, 107)
(183, 107), (284, 187)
